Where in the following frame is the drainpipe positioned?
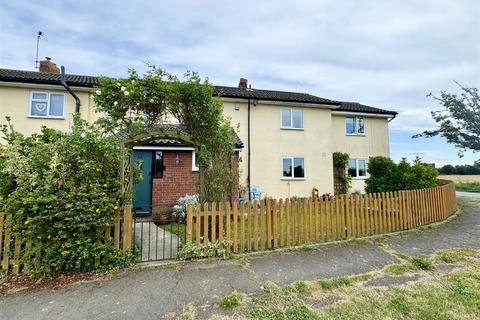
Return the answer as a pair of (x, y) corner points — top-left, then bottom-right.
(247, 98), (251, 200)
(60, 66), (81, 113)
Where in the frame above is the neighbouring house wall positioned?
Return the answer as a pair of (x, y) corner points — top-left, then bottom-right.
(0, 85), (99, 137)
(223, 100), (334, 199)
(331, 115), (390, 193)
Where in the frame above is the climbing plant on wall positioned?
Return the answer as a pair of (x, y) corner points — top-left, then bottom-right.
(333, 152), (352, 195)
(93, 66), (236, 202)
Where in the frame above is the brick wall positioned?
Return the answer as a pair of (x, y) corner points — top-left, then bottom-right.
(152, 151), (198, 208)
(152, 150), (241, 208)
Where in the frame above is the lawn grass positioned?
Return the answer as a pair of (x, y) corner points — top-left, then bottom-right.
(384, 255), (434, 275)
(456, 182), (480, 193)
(433, 248), (477, 264)
(161, 223), (187, 242)
(384, 263), (417, 275)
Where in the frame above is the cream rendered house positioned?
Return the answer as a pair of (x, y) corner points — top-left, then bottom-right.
(219, 79), (396, 198)
(0, 65), (397, 203)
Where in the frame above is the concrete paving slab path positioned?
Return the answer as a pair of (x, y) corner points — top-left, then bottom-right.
(1, 197), (479, 320)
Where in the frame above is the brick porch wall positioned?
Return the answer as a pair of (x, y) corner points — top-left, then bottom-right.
(152, 151), (198, 208)
(152, 151), (240, 209)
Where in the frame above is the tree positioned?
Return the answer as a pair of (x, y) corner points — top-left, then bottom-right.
(365, 156), (438, 193)
(414, 84), (479, 157)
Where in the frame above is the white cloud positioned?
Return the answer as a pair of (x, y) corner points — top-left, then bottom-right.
(1, 0), (479, 163)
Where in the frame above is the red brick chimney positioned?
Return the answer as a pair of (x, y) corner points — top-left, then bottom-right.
(39, 57), (60, 73)
(238, 78), (248, 89)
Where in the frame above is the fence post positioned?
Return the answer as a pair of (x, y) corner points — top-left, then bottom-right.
(186, 204), (193, 243)
(122, 205), (133, 251)
(195, 204), (201, 247)
(218, 202), (224, 243)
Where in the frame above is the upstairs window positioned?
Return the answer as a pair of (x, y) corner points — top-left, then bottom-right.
(282, 157), (305, 179)
(348, 159), (367, 178)
(345, 116), (365, 135)
(281, 108), (303, 129)
(29, 92), (65, 118)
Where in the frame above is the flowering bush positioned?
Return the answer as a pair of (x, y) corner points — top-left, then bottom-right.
(0, 115), (132, 278)
(92, 65), (237, 203)
(173, 194), (198, 223)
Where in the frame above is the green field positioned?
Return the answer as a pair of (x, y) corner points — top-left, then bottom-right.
(456, 182), (480, 193)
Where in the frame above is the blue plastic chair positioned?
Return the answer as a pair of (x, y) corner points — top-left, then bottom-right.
(250, 186), (263, 201)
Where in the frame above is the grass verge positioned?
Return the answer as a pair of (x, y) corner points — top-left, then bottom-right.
(204, 249), (479, 319)
(456, 182), (480, 193)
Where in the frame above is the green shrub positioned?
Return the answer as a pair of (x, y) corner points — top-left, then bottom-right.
(365, 156), (438, 193)
(0, 115), (131, 277)
(333, 152), (352, 194)
(218, 290), (245, 309)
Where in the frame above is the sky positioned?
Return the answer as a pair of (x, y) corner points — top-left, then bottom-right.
(1, 0), (479, 166)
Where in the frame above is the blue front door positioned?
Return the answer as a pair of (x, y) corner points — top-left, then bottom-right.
(133, 150), (153, 214)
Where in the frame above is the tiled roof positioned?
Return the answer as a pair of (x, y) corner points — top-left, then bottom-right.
(337, 102), (398, 116)
(213, 85), (339, 105)
(0, 68), (98, 88)
(119, 123), (244, 149)
(0, 68), (396, 116)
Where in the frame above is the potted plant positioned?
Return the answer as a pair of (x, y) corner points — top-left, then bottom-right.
(152, 207), (172, 225)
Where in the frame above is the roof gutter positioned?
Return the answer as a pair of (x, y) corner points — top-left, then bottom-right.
(388, 113), (397, 122)
(60, 66), (81, 113)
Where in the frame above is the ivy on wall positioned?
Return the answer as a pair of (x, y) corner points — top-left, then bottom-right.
(333, 152), (352, 195)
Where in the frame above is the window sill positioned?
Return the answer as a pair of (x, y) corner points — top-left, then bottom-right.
(280, 127), (304, 131)
(28, 116), (65, 120)
(351, 177), (368, 180)
(281, 178), (306, 181)
(346, 133), (366, 137)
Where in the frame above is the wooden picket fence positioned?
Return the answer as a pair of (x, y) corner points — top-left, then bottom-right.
(186, 182), (457, 253)
(0, 205), (133, 274)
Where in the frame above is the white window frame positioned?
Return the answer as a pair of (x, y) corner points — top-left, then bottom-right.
(348, 158), (368, 179)
(192, 151), (199, 171)
(29, 92), (66, 119)
(281, 156), (305, 180)
(345, 116), (366, 136)
(280, 108), (304, 130)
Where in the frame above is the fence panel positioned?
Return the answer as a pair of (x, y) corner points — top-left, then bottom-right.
(186, 181), (458, 256)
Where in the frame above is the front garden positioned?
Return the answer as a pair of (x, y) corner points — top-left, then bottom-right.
(0, 66), (237, 278)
